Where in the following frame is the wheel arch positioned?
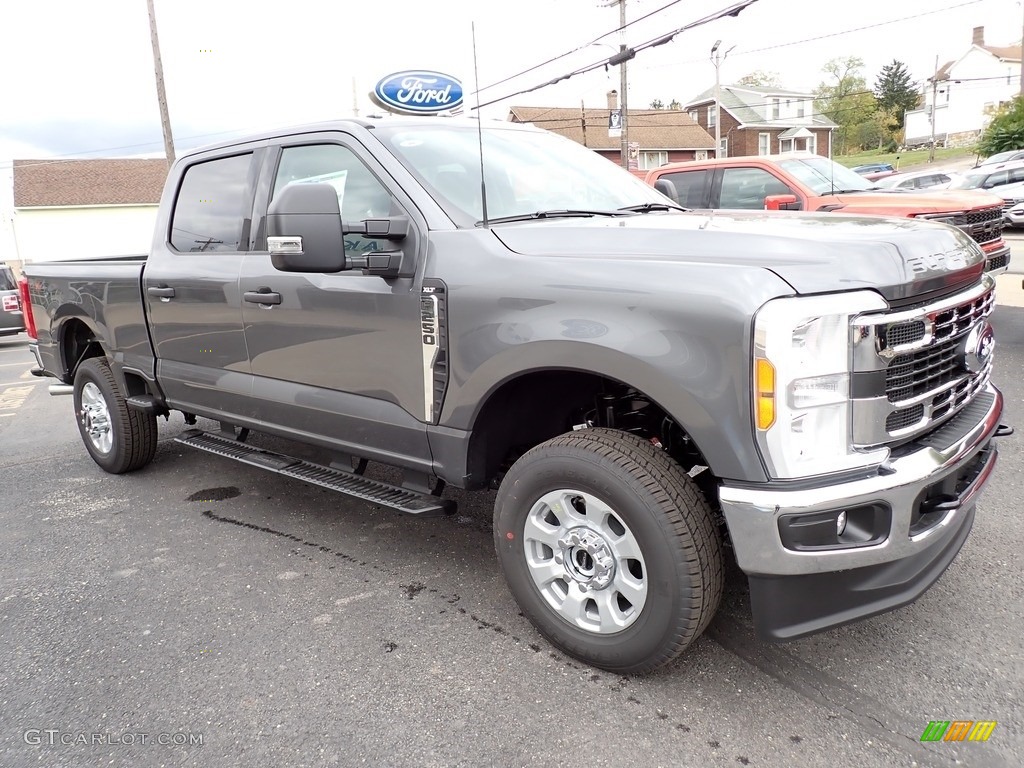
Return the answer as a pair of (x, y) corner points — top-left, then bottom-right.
(444, 340), (763, 486)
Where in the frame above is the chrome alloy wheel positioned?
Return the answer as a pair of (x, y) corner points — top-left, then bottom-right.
(79, 381), (113, 454)
(523, 489), (647, 634)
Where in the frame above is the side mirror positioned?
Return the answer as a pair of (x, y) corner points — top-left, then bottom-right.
(267, 183), (346, 273)
(764, 194), (801, 211)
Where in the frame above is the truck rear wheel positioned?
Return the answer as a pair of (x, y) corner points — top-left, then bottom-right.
(493, 428), (723, 674)
(73, 358), (157, 474)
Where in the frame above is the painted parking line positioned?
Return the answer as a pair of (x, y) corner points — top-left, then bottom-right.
(0, 384), (36, 411)
(0, 379), (44, 389)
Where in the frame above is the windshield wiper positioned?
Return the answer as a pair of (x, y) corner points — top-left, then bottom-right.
(481, 209), (629, 225)
(828, 188), (873, 195)
(618, 202), (690, 213)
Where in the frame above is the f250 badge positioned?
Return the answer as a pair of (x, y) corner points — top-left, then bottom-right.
(371, 71), (464, 115)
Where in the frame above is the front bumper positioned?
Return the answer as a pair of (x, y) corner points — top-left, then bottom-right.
(719, 383), (1004, 640)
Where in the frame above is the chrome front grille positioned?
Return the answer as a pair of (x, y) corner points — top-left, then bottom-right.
(851, 278), (995, 447)
(958, 206), (1003, 246)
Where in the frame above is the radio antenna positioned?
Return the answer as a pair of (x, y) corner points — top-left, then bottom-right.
(472, 21), (490, 228)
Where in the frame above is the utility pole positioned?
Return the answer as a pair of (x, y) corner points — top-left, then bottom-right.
(618, 0), (629, 169)
(352, 77), (360, 117)
(146, 0), (175, 164)
(710, 41), (734, 158)
(1020, 1), (1024, 97)
(581, 99), (588, 148)
(929, 54), (939, 163)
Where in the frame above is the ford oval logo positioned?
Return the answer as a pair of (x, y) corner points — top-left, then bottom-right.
(962, 322), (994, 374)
(372, 71), (464, 115)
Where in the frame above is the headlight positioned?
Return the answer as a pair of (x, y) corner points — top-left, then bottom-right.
(753, 291), (890, 479)
(913, 212), (964, 227)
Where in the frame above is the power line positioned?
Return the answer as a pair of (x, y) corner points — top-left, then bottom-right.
(474, 0), (688, 95)
(473, 0), (760, 110)
(638, 0), (989, 71)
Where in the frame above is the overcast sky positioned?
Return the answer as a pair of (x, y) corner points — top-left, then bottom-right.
(0, 0), (1019, 162)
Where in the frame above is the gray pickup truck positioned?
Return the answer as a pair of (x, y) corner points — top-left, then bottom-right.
(21, 117), (1011, 673)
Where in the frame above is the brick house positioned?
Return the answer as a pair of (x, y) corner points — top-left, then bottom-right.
(508, 91), (716, 174)
(684, 85), (836, 158)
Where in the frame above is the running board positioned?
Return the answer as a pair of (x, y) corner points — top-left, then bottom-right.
(174, 430), (453, 517)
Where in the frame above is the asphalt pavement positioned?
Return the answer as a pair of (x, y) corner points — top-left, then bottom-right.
(0, 305), (1021, 767)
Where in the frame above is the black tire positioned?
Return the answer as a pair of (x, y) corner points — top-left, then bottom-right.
(73, 358), (157, 474)
(493, 428), (723, 674)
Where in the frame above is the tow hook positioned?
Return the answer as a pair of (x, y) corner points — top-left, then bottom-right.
(995, 424), (1014, 438)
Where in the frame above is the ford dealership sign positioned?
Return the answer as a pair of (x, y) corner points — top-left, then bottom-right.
(371, 71), (464, 115)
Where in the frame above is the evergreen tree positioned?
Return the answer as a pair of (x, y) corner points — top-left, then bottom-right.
(874, 60), (919, 128)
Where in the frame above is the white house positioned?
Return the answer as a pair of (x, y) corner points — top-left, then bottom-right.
(904, 26), (1022, 148)
(9, 158), (168, 273)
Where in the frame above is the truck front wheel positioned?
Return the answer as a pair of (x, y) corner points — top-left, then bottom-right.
(73, 358), (157, 474)
(493, 428), (723, 674)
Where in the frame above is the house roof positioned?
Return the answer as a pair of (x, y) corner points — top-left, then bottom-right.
(684, 85), (838, 128)
(13, 158), (169, 207)
(507, 106), (715, 150)
(980, 44), (1022, 62)
(933, 60), (955, 80)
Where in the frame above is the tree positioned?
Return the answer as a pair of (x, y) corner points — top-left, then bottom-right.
(874, 60), (919, 128)
(649, 99), (665, 109)
(737, 70), (781, 88)
(978, 96), (1024, 155)
(668, 99), (682, 110)
(815, 56), (876, 154)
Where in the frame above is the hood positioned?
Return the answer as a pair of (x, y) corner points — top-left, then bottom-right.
(491, 210), (986, 303)
(830, 188), (1003, 214)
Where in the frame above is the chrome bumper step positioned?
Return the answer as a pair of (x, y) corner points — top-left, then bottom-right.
(174, 429), (453, 517)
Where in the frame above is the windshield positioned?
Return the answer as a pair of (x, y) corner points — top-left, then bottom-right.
(373, 122), (667, 225)
(777, 156), (873, 195)
(948, 173), (987, 190)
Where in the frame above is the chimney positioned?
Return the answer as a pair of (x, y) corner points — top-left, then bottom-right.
(973, 26), (984, 46)
(607, 90), (619, 110)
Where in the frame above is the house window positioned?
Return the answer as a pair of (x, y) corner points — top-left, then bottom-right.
(772, 98), (781, 120)
(780, 138), (794, 153)
(708, 106), (717, 128)
(797, 101), (805, 118)
(688, 110), (698, 123)
(719, 137), (728, 157)
(758, 133), (770, 156)
(639, 151), (669, 170)
(807, 134), (817, 155)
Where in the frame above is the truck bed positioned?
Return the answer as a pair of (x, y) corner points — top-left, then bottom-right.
(24, 256), (154, 383)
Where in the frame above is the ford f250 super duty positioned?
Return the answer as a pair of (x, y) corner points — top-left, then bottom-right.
(20, 117), (1013, 673)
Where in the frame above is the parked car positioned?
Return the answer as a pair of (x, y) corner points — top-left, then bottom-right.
(645, 153), (1011, 274)
(948, 159), (1024, 194)
(851, 163), (895, 175)
(21, 117), (1009, 673)
(851, 163), (898, 181)
(995, 180), (1024, 227)
(874, 169), (960, 191)
(0, 263), (25, 336)
(976, 149), (1024, 167)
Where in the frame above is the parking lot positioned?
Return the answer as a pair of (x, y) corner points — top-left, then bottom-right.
(0, 299), (1021, 768)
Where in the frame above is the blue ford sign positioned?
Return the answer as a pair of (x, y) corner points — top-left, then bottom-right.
(371, 71), (464, 115)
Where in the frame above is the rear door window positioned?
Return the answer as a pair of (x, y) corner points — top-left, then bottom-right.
(656, 170), (709, 208)
(0, 267), (15, 291)
(170, 153), (254, 253)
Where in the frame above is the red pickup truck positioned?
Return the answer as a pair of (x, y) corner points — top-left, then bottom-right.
(645, 154), (1011, 275)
